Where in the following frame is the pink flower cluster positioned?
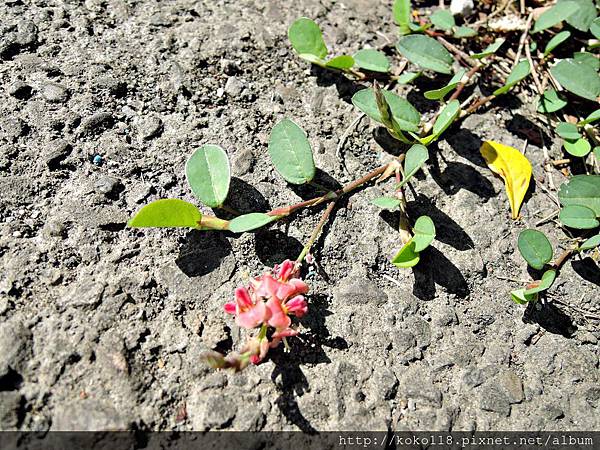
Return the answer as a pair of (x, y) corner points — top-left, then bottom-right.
(202, 260), (309, 371)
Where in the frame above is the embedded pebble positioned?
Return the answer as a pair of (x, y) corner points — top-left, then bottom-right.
(139, 115), (163, 140)
(41, 83), (69, 103)
(8, 81), (33, 99)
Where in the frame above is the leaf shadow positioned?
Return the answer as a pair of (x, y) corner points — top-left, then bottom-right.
(572, 257), (600, 286)
(270, 293), (347, 433)
(311, 65), (364, 103)
(523, 302), (577, 338)
(254, 229), (303, 267)
(217, 177), (270, 219)
(428, 149), (496, 199)
(288, 168), (342, 201)
(445, 128), (486, 167)
(411, 246), (469, 300)
(175, 230), (232, 277)
(505, 113), (551, 148)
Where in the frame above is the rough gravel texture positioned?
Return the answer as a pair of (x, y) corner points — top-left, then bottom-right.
(1, 0), (599, 432)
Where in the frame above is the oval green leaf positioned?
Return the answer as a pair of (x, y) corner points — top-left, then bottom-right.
(556, 122), (581, 141)
(580, 234), (600, 250)
(524, 269), (557, 296)
(353, 49), (390, 73)
(543, 31), (571, 56)
(186, 145), (230, 208)
(454, 26), (477, 38)
(559, 175), (600, 215)
(424, 69), (466, 100)
(472, 38), (505, 59)
(413, 215), (436, 252)
(532, 1), (579, 33)
(592, 17), (600, 39)
(268, 118), (316, 185)
(391, 240), (420, 268)
(493, 60), (530, 96)
(325, 55), (355, 69)
(396, 71), (421, 84)
(550, 59), (600, 101)
(228, 213), (275, 233)
(537, 89), (567, 113)
(511, 288), (537, 304)
(579, 109), (600, 126)
(517, 229), (553, 270)
(573, 52), (600, 71)
(128, 199), (202, 228)
(288, 18), (327, 60)
(396, 34), (453, 74)
(561, 0), (597, 32)
(397, 144), (429, 188)
(564, 138), (591, 157)
(432, 99), (461, 138)
(351, 88), (420, 132)
(559, 204), (599, 229)
(430, 9), (455, 31)
(393, 0), (412, 35)
(371, 196), (401, 210)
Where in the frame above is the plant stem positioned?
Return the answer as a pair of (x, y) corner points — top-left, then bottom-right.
(553, 248), (575, 270)
(448, 64), (482, 102)
(296, 200), (337, 264)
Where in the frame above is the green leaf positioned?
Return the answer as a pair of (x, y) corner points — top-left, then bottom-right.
(543, 31), (571, 56)
(532, 1), (579, 33)
(396, 71), (421, 84)
(424, 69), (466, 100)
(353, 49), (390, 73)
(559, 175), (600, 216)
(537, 89), (567, 113)
(351, 88), (420, 132)
(579, 109), (600, 125)
(550, 59), (600, 101)
(325, 55), (355, 69)
(511, 288), (537, 304)
(229, 213), (275, 233)
(524, 269), (557, 296)
(429, 99), (460, 141)
(396, 34), (453, 74)
(393, 0), (412, 35)
(472, 38), (505, 59)
(559, 204), (600, 229)
(371, 196), (402, 209)
(185, 145), (230, 208)
(560, 0), (597, 32)
(573, 52), (600, 71)
(556, 122), (581, 140)
(454, 26), (477, 38)
(288, 18), (328, 59)
(128, 199), (202, 228)
(391, 240), (420, 268)
(580, 234), (600, 250)
(517, 229), (553, 270)
(591, 17), (600, 39)
(397, 144), (429, 188)
(412, 215), (435, 252)
(268, 118), (316, 185)
(430, 9), (455, 31)
(493, 60), (530, 96)
(564, 138), (591, 157)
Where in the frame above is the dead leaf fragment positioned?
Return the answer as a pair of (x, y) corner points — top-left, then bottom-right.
(480, 140), (532, 219)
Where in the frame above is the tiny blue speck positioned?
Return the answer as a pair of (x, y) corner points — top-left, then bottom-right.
(93, 155), (102, 165)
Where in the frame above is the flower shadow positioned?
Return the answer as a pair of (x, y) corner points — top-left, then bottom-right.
(270, 293), (347, 433)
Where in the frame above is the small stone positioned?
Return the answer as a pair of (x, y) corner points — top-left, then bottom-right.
(232, 149), (254, 175)
(373, 367), (398, 400)
(462, 367), (484, 387)
(577, 332), (598, 345)
(139, 115), (163, 140)
(95, 77), (127, 97)
(497, 370), (524, 404)
(0, 392), (23, 429)
(93, 155), (103, 165)
(0, 319), (32, 379)
(41, 83), (69, 103)
(79, 112), (114, 133)
(334, 277), (388, 306)
(8, 81), (33, 99)
(15, 21), (38, 47)
(51, 400), (132, 430)
(58, 282), (104, 308)
(224, 77), (243, 97)
(479, 384), (511, 416)
(44, 139), (71, 170)
(1, 117), (27, 140)
(188, 392), (237, 430)
(94, 176), (120, 196)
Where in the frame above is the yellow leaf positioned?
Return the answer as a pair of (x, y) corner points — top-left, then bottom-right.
(480, 141), (532, 219)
